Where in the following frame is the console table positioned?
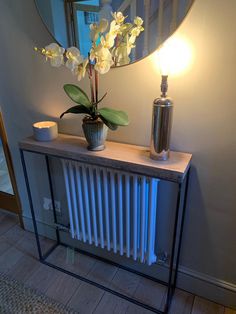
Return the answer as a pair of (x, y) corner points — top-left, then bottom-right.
(19, 134), (192, 314)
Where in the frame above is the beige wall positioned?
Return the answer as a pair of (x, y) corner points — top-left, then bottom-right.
(0, 0), (235, 307)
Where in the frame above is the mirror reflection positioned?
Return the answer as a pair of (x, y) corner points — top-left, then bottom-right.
(0, 137), (13, 195)
(35, 0), (194, 66)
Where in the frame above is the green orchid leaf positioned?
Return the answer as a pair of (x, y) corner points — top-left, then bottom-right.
(64, 84), (91, 108)
(100, 116), (118, 131)
(97, 107), (129, 126)
(60, 105), (91, 119)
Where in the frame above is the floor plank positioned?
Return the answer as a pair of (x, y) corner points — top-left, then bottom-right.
(109, 269), (140, 298)
(2, 223), (28, 245)
(0, 210), (6, 220)
(25, 263), (59, 294)
(0, 236), (12, 255)
(125, 303), (154, 314)
(168, 289), (194, 314)
(192, 296), (225, 314)
(0, 246), (24, 273)
(0, 213), (17, 235)
(67, 282), (104, 313)
(94, 292), (131, 314)
(133, 276), (166, 310)
(87, 260), (118, 287)
(6, 254), (40, 283)
(47, 245), (96, 277)
(94, 292), (154, 314)
(225, 308), (236, 314)
(46, 272), (81, 305)
(15, 230), (54, 258)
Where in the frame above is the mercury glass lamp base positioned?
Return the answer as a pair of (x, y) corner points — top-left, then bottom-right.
(150, 150), (170, 161)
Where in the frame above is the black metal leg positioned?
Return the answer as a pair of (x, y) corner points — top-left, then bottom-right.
(165, 182), (182, 313)
(20, 149), (43, 260)
(173, 168), (191, 288)
(165, 168), (191, 313)
(45, 155), (60, 244)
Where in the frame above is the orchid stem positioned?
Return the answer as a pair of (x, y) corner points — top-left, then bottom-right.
(95, 69), (98, 107)
(88, 53), (95, 105)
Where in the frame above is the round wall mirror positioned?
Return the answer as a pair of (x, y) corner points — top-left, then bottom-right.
(35, 0), (194, 66)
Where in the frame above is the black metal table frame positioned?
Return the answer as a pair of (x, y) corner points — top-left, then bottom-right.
(20, 147), (190, 314)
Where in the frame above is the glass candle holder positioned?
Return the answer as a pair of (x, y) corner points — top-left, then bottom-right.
(33, 121), (58, 141)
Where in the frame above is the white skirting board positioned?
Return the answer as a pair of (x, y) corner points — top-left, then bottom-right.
(23, 215), (236, 309)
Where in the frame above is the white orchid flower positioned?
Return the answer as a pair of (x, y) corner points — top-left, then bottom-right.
(100, 35), (109, 49)
(43, 43), (65, 67)
(100, 46), (113, 62)
(66, 47), (84, 71)
(74, 58), (89, 81)
(113, 44), (131, 66)
(134, 16), (143, 27)
(91, 45), (113, 74)
(129, 25), (144, 44)
(90, 19), (109, 42)
(99, 20), (120, 49)
(131, 27), (142, 37)
(108, 20), (120, 42)
(90, 45), (112, 62)
(95, 60), (111, 74)
(112, 12), (126, 25)
(100, 34), (115, 49)
(129, 36), (134, 45)
(120, 23), (132, 33)
(109, 20), (121, 36)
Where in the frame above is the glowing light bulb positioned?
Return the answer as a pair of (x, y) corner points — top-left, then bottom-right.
(158, 44), (171, 76)
(152, 35), (193, 76)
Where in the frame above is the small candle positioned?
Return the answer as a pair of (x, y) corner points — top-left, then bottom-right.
(33, 121), (58, 141)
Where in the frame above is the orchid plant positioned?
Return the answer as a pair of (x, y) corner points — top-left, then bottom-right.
(35, 12), (144, 130)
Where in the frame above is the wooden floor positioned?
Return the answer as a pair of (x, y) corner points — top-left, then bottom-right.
(0, 210), (235, 314)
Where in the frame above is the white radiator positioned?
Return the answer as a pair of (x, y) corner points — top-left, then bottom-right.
(61, 159), (159, 265)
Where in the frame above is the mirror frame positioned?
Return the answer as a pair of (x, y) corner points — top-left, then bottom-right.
(0, 112), (23, 227)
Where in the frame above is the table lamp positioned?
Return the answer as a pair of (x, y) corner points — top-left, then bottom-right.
(150, 46), (173, 161)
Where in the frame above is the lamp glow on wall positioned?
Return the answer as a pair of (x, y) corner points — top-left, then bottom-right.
(150, 36), (193, 161)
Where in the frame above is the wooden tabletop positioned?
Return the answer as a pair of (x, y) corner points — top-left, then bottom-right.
(19, 134), (192, 183)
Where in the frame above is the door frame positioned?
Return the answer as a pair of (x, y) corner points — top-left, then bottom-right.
(0, 112), (23, 227)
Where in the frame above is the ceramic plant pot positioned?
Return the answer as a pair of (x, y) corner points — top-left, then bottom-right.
(82, 118), (108, 151)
